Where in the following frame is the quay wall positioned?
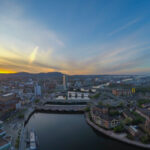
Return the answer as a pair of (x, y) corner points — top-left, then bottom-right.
(24, 107), (85, 126)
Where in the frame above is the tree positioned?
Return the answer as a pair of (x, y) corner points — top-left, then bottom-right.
(35, 99), (40, 103)
(126, 134), (134, 140)
(113, 124), (124, 133)
(109, 110), (120, 116)
(18, 113), (24, 119)
(118, 102), (124, 108)
(92, 93), (100, 99)
(106, 104), (111, 108)
(124, 117), (132, 125)
(98, 101), (103, 106)
(84, 106), (90, 112)
(132, 112), (145, 125)
(140, 135), (150, 144)
(137, 99), (150, 107)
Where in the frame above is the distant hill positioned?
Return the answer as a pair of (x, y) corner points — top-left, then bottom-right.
(0, 72), (64, 78)
(0, 72), (141, 79)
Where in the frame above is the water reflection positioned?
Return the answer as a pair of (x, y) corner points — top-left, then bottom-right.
(26, 113), (143, 150)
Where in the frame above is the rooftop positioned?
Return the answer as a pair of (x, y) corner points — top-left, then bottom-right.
(0, 129), (5, 134)
(92, 108), (120, 121)
(2, 93), (13, 97)
(136, 108), (150, 118)
(129, 125), (138, 132)
(0, 138), (8, 147)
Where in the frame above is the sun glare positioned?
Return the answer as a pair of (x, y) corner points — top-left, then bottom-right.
(0, 69), (16, 74)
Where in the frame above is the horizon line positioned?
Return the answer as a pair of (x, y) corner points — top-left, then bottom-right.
(0, 71), (145, 76)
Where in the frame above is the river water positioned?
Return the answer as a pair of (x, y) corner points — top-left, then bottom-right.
(26, 113), (142, 150)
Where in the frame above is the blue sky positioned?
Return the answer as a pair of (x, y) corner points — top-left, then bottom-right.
(0, 0), (150, 74)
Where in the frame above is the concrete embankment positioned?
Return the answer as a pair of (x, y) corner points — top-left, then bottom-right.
(24, 109), (35, 126)
(85, 112), (150, 149)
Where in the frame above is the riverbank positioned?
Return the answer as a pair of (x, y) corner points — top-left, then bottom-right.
(85, 112), (150, 149)
(23, 108), (150, 149)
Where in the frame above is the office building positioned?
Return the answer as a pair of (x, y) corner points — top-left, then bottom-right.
(34, 84), (41, 96)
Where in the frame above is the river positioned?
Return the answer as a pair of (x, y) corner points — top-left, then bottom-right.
(26, 113), (142, 150)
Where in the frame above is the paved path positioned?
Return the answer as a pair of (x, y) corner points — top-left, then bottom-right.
(19, 108), (34, 150)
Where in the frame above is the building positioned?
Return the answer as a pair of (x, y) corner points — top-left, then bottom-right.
(141, 103), (150, 109)
(63, 75), (68, 90)
(132, 88), (136, 94)
(34, 84), (41, 96)
(136, 108), (150, 134)
(135, 108), (150, 120)
(145, 119), (150, 134)
(0, 121), (11, 150)
(0, 121), (5, 138)
(0, 130), (6, 138)
(67, 91), (89, 100)
(92, 105), (109, 114)
(112, 89), (132, 96)
(80, 87), (89, 92)
(0, 93), (20, 114)
(90, 106), (120, 129)
(74, 81), (82, 88)
(136, 108), (150, 135)
(0, 138), (11, 150)
(0, 122), (3, 129)
(123, 110), (135, 121)
(127, 125), (139, 136)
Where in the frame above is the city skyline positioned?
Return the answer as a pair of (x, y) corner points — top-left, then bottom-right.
(0, 0), (150, 75)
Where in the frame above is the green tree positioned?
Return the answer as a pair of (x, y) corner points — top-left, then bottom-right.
(98, 101), (103, 106)
(113, 124), (124, 133)
(84, 106), (90, 112)
(140, 135), (150, 144)
(35, 99), (40, 103)
(124, 117), (132, 125)
(18, 113), (24, 119)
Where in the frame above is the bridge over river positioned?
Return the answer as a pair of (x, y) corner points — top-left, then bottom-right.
(35, 105), (87, 112)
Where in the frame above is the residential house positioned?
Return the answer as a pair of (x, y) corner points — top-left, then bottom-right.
(127, 125), (139, 136)
(91, 106), (120, 129)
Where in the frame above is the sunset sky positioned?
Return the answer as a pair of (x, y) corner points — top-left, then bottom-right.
(0, 0), (150, 75)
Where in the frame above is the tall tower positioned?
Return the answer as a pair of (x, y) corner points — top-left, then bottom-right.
(63, 75), (67, 90)
(34, 83), (42, 96)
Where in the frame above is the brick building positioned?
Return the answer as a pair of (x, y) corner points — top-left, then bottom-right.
(90, 106), (120, 129)
(0, 93), (20, 113)
(112, 89), (132, 96)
